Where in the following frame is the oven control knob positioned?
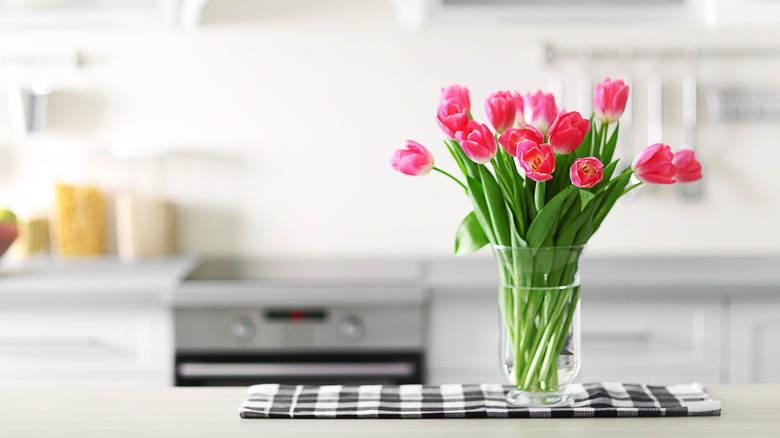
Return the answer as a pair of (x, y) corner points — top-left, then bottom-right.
(230, 316), (256, 342)
(338, 315), (364, 341)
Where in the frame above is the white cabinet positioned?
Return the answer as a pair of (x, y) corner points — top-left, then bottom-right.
(426, 289), (504, 385)
(0, 304), (173, 387)
(728, 298), (780, 384)
(578, 297), (723, 385)
(425, 256), (780, 386)
(427, 290), (724, 385)
(0, 256), (196, 387)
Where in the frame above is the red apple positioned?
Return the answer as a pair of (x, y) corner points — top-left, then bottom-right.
(0, 209), (18, 258)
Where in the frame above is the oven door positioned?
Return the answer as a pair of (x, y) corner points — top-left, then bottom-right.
(175, 352), (423, 386)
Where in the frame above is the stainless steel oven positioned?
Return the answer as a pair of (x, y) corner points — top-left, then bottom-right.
(173, 259), (427, 386)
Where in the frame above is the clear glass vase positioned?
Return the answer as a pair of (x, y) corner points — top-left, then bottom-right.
(494, 245), (585, 407)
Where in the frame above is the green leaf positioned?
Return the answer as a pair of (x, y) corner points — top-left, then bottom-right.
(601, 160), (619, 186)
(525, 186), (577, 247)
(601, 122), (620, 164)
(465, 175), (495, 244)
(579, 189), (596, 208)
(479, 166), (511, 245)
(547, 152), (574, 200)
(447, 140), (479, 179)
(592, 159), (620, 192)
(590, 120), (602, 157)
(514, 169), (529, 237)
(573, 216), (595, 245)
(444, 140), (468, 178)
(454, 211), (490, 255)
(578, 124), (593, 157)
(576, 117), (596, 159)
(554, 191), (584, 245)
(509, 211), (528, 248)
(493, 172), (523, 238)
(556, 197), (599, 246)
(592, 172), (632, 231)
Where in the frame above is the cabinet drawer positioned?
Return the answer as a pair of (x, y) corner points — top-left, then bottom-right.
(427, 295), (498, 369)
(578, 297), (722, 384)
(0, 307), (172, 386)
(729, 298), (780, 384)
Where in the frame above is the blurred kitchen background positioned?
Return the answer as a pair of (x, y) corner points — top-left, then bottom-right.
(1, 0), (779, 389)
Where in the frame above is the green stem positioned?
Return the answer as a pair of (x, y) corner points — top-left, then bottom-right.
(599, 123), (608, 158)
(534, 180), (545, 211)
(433, 166), (467, 192)
(538, 289), (573, 385)
(516, 291), (543, 384)
(490, 157), (513, 194)
(444, 140), (468, 177)
(521, 290), (570, 389)
(596, 167), (634, 192)
(622, 181), (643, 196)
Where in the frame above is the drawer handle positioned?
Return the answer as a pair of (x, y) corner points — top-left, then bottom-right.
(177, 362), (416, 378)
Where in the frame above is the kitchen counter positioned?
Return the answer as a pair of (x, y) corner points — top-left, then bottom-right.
(0, 255), (198, 305)
(3, 254), (777, 306)
(427, 255), (780, 295)
(1, 385), (778, 437)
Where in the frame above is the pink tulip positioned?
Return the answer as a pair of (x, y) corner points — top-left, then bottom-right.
(498, 124), (544, 157)
(673, 148), (702, 183)
(594, 78), (629, 124)
(547, 109), (590, 154)
(484, 91), (517, 134)
(570, 157), (604, 188)
(390, 140), (435, 176)
(456, 121), (498, 164)
(632, 143), (677, 184)
(517, 142), (556, 182)
(523, 91), (558, 136)
(436, 99), (470, 140)
(509, 91), (525, 125)
(440, 84), (470, 110)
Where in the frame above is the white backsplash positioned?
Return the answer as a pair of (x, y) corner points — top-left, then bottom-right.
(1, 0), (779, 258)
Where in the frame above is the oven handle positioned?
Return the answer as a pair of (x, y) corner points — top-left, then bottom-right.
(177, 362), (416, 378)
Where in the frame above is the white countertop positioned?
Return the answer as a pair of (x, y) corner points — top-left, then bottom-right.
(0, 255), (198, 305)
(0, 385), (777, 437)
(2, 254), (779, 307)
(427, 255), (780, 296)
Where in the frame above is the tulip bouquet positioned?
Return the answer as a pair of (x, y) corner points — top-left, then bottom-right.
(391, 78), (702, 398)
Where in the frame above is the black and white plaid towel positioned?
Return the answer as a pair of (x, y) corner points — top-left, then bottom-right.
(238, 382), (721, 419)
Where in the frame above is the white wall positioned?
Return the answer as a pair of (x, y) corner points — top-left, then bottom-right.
(1, 0), (779, 258)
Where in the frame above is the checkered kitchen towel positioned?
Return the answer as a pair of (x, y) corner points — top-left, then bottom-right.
(238, 382), (721, 419)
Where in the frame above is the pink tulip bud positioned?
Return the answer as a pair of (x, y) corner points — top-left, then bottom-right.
(390, 140), (435, 176)
(455, 121), (498, 164)
(570, 157), (604, 188)
(516, 142), (556, 182)
(632, 143), (677, 184)
(594, 78), (629, 124)
(523, 91), (558, 136)
(436, 99), (470, 140)
(498, 124), (544, 157)
(673, 148), (702, 183)
(547, 109), (590, 155)
(484, 91), (517, 134)
(439, 84), (471, 110)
